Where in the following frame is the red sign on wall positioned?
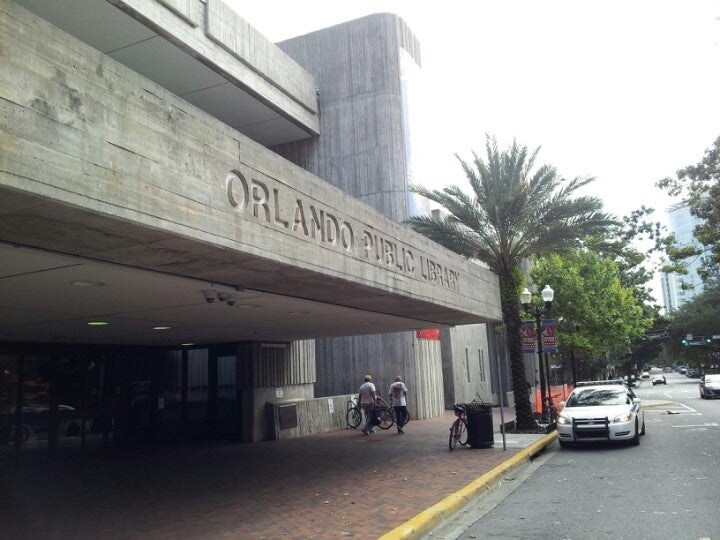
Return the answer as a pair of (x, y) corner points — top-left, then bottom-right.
(416, 328), (440, 340)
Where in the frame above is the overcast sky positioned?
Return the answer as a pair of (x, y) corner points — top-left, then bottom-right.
(229, 1), (720, 302)
(232, 1), (720, 218)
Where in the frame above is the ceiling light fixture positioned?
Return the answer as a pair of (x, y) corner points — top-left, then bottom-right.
(72, 280), (105, 287)
(87, 321), (109, 326)
(153, 326), (172, 330)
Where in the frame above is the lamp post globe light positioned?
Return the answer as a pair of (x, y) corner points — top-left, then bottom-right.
(521, 285), (554, 424)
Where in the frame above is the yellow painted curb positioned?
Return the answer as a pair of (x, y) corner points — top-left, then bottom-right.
(379, 432), (558, 540)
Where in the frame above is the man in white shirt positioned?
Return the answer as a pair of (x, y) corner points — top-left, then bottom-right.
(388, 376), (408, 434)
(358, 374), (377, 435)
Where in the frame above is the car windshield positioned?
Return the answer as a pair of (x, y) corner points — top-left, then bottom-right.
(705, 375), (720, 384)
(566, 388), (629, 407)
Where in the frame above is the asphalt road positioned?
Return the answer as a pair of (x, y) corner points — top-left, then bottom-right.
(426, 370), (720, 540)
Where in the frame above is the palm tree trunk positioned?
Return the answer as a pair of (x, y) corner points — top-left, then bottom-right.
(498, 269), (537, 429)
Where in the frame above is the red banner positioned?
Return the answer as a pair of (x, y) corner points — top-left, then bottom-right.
(416, 328), (440, 340)
(521, 321), (535, 353)
(541, 319), (557, 353)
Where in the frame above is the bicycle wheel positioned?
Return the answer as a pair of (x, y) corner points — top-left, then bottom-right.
(457, 419), (468, 446)
(377, 407), (394, 430)
(449, 420), (459, 451)
(346, 406), (362, 429)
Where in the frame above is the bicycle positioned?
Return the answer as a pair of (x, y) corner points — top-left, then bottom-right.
(346, 398), (362, 429)
(347, 396), (393, 430)
(389, 403), (410, 427)
(373, 396), (395, 430)
(543, 393), (560, 423)
(448, 403), (468, 450)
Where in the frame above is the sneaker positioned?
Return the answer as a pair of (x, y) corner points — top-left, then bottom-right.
(397, 427), (404, 434)
(361, 429), (368, 435)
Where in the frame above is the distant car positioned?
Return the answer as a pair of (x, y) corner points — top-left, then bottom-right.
(640, 371), (651, 379)
(679, 367), (688, 374)
(557, 382), (645, 447)
(687, 369), (700, 378)
(700, 374), (720, 399)
(652, 375), (667, 386)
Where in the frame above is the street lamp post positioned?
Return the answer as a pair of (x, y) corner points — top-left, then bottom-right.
(521, 285), (555, 424)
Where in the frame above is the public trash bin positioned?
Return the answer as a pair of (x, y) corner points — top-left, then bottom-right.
(464, 402), (494, 448)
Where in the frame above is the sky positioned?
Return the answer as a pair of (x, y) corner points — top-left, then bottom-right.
(229, 0), (720, 301)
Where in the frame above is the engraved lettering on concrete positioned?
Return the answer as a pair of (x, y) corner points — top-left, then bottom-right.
(226, 168), (461, 292)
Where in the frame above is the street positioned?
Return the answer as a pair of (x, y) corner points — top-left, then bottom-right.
(425, 370), (720, 540)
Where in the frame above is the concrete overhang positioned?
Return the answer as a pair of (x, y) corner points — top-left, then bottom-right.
(15, 0), (320, 146)
(0, 0), (501, 346)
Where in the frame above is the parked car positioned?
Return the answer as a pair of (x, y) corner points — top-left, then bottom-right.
(700, 374), (720, 399)
(557, 382), (645, 447)
(640, 371), (651, 379)
(652, 375), (667, 385)
(687, 369), (700, 378)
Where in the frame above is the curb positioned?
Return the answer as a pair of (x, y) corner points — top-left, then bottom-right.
(379, 431), (558, 540)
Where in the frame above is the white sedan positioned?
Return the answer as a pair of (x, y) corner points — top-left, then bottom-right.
(557, 382), (645, 447)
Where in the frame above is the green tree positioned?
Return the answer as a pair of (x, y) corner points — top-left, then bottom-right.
(657, 135), (720, 282)
(530, 251), (654, 382)
(407, 137), (616, 429)
(531, 251), (652, 359)
(662, 283), (720, 367)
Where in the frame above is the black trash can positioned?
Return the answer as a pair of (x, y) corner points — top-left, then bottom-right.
(464, 402), (494, 448)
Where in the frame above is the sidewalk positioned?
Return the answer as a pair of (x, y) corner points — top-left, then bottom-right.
(0, 408), (554, 539)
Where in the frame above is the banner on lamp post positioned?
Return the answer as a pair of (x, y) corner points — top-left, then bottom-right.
(542, 319), (557, 353)
(521, 321), (536, 353)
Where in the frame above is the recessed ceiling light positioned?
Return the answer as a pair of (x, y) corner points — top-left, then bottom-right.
(153, 326), (172, 330)
(181, 342), (194, 346)
(87, 321), (109, 326)
(72, 280), (106, 287)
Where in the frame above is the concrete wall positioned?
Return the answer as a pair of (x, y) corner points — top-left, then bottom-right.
(266, 394), (354, 440)
(0, 0), (501, 330)
(274, 13), (419, 220)
(440, 325), (493, 408)
(271, 14), (498, 419)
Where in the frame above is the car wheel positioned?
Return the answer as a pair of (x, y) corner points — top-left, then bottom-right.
(640, 420), (646, 435)
(558, 440), (571, 448)
(700, 392), (705, 399)
(631, 420), (640, 446)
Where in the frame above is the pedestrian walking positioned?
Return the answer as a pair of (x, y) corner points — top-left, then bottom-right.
(358, 374), (377, 435)
(388, 376), (408, 433)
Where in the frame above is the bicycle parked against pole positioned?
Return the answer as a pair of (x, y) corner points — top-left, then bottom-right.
(448, 403), (468, 450)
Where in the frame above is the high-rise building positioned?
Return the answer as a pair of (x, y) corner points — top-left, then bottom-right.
(661, 201), (708, 313)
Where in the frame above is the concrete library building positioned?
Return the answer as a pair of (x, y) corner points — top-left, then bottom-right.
(0, 0), (504, 462)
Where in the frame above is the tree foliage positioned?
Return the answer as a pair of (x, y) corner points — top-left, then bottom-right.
(530, 251), (653, 360)
(657, 135), (720, 282)
(661, 283), (720, 367)
(406, 136), (616, 428)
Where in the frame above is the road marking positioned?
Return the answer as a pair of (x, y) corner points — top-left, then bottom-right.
(671, 423), (719, 428)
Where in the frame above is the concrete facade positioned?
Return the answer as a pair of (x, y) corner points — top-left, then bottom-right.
(274, 15), (502, 417)
(0, 0), (502, 451)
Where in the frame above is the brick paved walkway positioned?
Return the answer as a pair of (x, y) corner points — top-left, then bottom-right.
(1, 409), (536, 539)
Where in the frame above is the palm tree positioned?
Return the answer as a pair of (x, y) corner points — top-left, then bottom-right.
(407, 136), (616, 429)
